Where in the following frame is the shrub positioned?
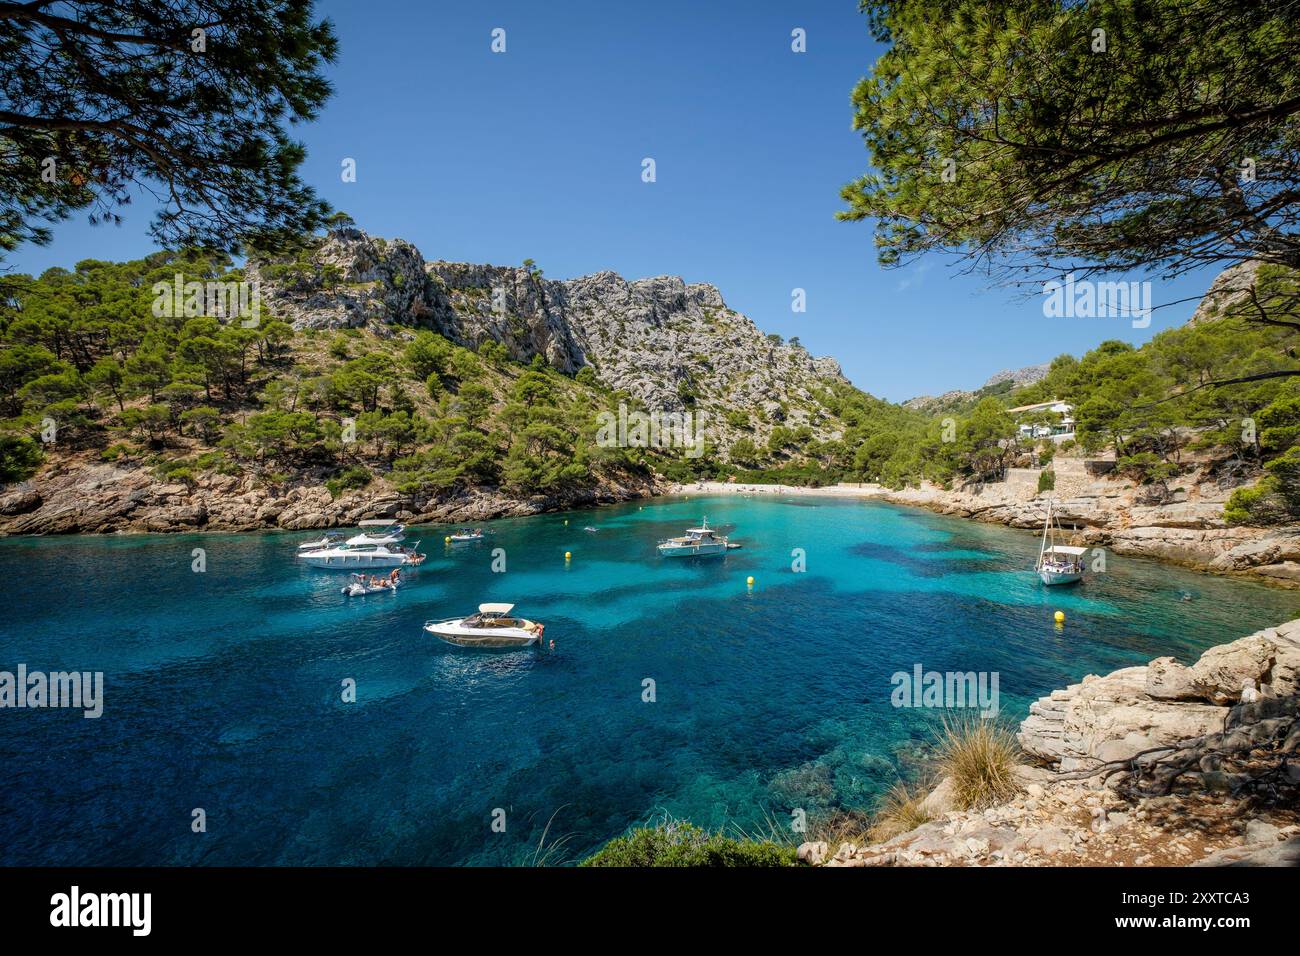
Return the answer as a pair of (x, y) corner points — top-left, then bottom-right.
(0, 433), (43, 482)
(325, 464), (372, 498)
(581, 819), (796, 867)
(1037, 468), (1056, 493)
(100, 442), (132, 462)
(869, 781), (933, 842)
(1224, 478), (1290, 526)
(937, 716), (1022, 810)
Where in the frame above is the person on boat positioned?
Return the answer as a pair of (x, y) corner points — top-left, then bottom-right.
(389, 568), (400, 583)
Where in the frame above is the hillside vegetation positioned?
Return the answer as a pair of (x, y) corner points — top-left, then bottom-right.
(2, 245), (1298, 529)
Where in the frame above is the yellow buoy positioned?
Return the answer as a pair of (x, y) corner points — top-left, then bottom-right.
(444, 535), (451, 543)
(565, 551), (572, 561)
(1054, 610), (1065, 624)
(746, 575), (755, 587)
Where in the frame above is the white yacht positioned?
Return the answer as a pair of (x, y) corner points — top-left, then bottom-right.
(298, 521), (426, 569)
(299, 542), (424, 569)
(424, 603), (544, 648)
(657, 517), (728, 557)
(1035, 499), (1087, 586)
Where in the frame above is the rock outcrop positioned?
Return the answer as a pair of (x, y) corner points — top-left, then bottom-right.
(807, 619), (1300, 868)
(1187, 260), (1263, 327)
(1018, 621), (1300, 770)
(252, 228), (847, 451)
(0, 458), (668, 535)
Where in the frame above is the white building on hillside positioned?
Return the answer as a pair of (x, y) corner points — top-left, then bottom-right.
(1008, 400), (1075, 442)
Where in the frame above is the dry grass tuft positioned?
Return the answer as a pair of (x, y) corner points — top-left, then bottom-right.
(868, 781), (933, 842)
(936, 715), (1022, 810)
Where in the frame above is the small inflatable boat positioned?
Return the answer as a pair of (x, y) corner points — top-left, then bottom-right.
(341, 573), (401, 597)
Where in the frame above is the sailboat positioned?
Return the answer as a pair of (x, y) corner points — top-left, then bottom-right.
(1035, 499), (1087, 586)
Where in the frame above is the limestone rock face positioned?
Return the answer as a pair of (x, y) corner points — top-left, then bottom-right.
(254, 228), (847, 452)
(1019, 623), (1300, 769)
(1187, 260), (1262, 327)
(0, 459), (668, 536)
(251, 228), (434, 330)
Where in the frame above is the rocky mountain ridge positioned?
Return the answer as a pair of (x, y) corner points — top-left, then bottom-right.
(903, 362), (1051, 412)
(252, 228), (848, 449)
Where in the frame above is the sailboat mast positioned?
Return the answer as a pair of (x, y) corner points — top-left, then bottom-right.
(1037, 498), (1052, 570)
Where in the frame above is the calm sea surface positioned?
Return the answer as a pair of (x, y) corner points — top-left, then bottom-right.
(2, 494), (1295, 864)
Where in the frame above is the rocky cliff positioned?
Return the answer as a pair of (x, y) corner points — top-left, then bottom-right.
(0, 457), (670, 535)
(252, 228), (848, 449)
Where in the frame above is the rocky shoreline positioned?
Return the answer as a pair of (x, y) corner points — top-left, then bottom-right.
(873, 481), (1300, 589)
(800, 618), (1300, 867)
(688, 464), (1300, 588)
(0, 458), (668, 535)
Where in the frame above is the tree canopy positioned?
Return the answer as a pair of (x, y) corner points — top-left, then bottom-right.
(0, 0), (337, 258)
(840, 0), (1300, 283)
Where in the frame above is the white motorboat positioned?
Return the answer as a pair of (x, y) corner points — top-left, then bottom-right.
(1035, 499), (1086, 586)
(346, 520), (406, 547)
(448, 528), (485, 543)
(424, 603), (545, 648)
(298, 520), (425, 569)
(341, 572), (402, 596)
(299, 542), (425, 569)
(657, 517), (728, 557)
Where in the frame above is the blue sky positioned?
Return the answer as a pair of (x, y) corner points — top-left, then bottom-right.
(6, 0), (1219, 401)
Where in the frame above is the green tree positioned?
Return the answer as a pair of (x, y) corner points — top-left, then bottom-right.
(841, 0), (1300, 280)
(1, 0), (338, 257)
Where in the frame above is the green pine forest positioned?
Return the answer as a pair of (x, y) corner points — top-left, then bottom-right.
(1, 246), (1299, 526)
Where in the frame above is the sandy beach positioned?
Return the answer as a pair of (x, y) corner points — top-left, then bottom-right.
(672, 481), (889, 499)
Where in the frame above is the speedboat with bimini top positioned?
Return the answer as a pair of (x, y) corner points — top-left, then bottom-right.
(341, 570), (402, 596)
(424, 603), (544, 648)
(1035, 498), (1087, 586)
(657, 517), (728, 557)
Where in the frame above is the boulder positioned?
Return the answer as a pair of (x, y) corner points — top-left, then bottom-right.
(0, 488), (41, 515)
(796, 841), (827, 866)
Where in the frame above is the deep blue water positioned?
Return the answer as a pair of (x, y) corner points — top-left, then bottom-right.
(2, 494), (1296, 865)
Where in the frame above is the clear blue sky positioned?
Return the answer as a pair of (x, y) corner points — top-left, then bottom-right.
(6, 0), (1218, 402)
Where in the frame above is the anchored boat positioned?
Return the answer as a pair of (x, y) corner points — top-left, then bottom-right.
(448, 528), (486, 543)
(341, 571), (401, 597)
(657, 517), (728, 557)
(298, 520), (425, 569)
(424, 603), (545, 648)
(1035, 499), (1087, 586)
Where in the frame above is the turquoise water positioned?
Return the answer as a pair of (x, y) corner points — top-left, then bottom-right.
(1, 494), (1296, 865)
